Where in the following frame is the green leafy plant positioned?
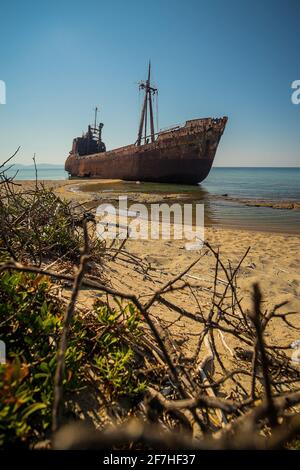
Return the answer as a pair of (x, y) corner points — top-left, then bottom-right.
(93, 301), (146, 398)
(0, 270), (148, 448)
(0, 270), (87, 447)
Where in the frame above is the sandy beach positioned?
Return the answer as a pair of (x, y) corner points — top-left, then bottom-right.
(18, 179), (300, 365)
(21, 179), (300, 313)
(2, 176), (299, 450)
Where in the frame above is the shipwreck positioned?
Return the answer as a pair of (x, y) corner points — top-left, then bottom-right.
(65, 64), (227, 185)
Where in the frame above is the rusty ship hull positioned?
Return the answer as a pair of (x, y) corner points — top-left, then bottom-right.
(65, 117), (227, 185)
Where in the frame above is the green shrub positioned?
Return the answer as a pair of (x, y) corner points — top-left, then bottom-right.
(0, 271), (87, 447)
(93, 301), (146, 398)
(0, 187), (104, 264)
(0, 271), (146, 447)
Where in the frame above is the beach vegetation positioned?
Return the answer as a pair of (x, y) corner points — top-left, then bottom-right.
(1, 154), (300, 451)
(0, 269), (146, 447)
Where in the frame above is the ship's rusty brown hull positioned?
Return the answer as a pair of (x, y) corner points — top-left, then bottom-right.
(65, 117), (227, 185)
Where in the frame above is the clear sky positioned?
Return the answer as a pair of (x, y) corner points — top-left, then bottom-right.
(0, 0), (299, 166)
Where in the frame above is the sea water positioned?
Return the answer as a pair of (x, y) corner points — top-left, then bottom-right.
(3, 165), (300, 234)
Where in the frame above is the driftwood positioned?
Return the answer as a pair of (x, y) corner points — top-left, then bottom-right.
(1, 151), (300, 450)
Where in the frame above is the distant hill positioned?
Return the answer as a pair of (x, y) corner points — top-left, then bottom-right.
(2, 163), (64, 170)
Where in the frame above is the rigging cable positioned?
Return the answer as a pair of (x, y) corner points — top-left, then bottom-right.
(156, 91), (159, 134)
(138, 87), (141, 132)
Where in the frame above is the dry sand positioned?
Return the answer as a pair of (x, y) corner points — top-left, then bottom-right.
(18, 179), (300, 365)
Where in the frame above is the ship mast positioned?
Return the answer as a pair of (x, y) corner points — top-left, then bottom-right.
(137, 62), (158, 146)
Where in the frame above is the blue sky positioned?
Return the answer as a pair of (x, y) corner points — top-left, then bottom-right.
(0, 0), (299, 166)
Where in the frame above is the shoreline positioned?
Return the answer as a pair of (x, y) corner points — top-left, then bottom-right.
(15, 178), (300, 236)
(213, 194), (300, 211)
(64, 179), (300, 235)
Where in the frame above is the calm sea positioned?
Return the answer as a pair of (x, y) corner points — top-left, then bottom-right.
(202, 167), (300, 234)
(203, 167), (300, 201)
(3, 166), (69, 181)
(3, 165), (300, 234)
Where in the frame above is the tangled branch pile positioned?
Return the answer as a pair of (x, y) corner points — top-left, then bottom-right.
(1, 153), (300, 450)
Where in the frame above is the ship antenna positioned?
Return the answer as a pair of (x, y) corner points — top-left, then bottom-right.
(94, 106), (98, 129)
